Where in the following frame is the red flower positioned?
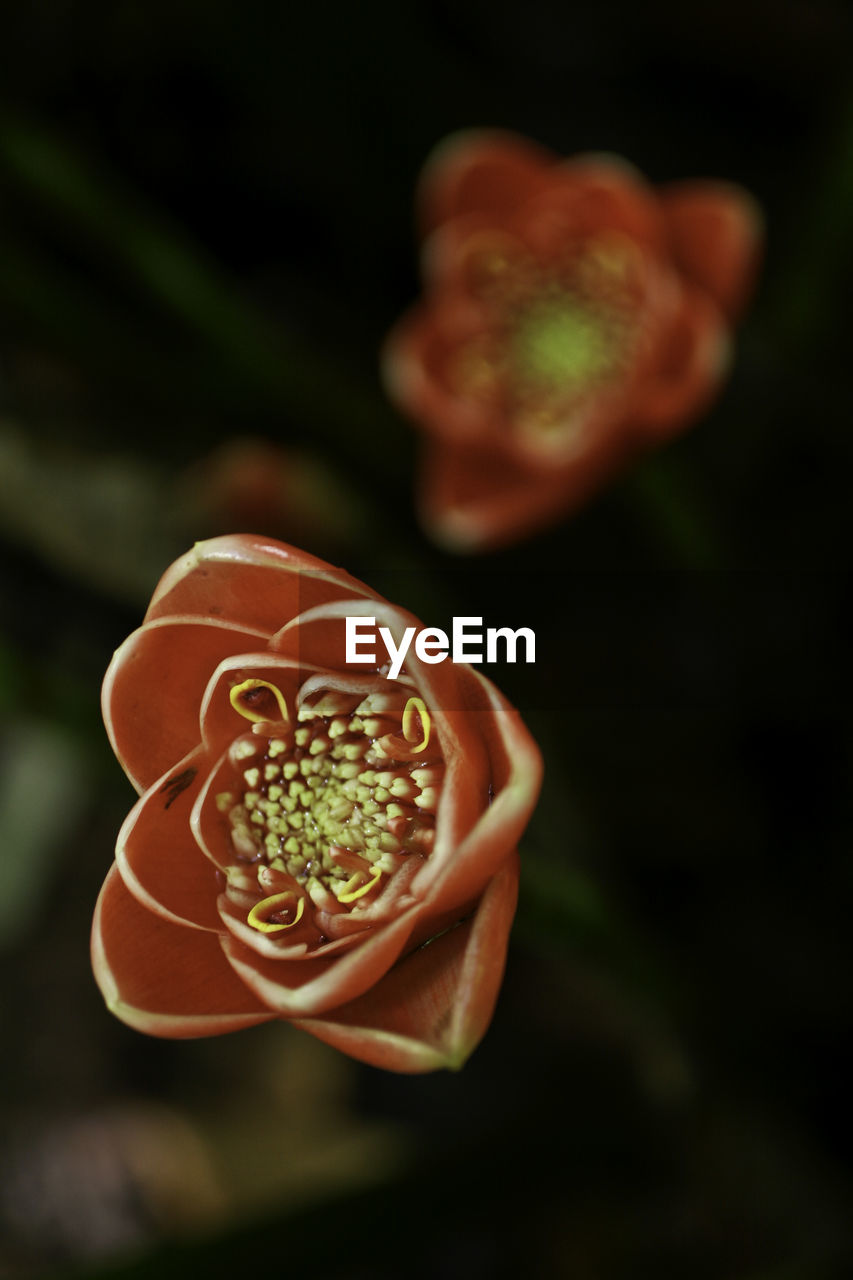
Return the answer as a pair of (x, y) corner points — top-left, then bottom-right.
(383, 130), (762, 551)
(92, 535), (542, 1072)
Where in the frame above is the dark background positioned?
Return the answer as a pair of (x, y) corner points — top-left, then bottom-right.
(1, 3), (851, 1277)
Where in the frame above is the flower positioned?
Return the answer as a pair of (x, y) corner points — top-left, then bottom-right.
(383, 130), (762, 552)
(92, 535), (542, 1072)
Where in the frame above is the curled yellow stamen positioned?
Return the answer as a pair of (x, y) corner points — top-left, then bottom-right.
(337, 864), (383, 904)
(402, 696), (431, 754)
(230, 679), (289, 725)
(247, 891), (305, 934)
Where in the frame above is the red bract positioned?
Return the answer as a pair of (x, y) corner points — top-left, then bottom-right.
(93, 535), (542, 1072)
(383, 130), (762, 551)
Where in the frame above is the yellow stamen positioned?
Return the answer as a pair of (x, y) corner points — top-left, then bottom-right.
(336, 864), (383, 904)
(247, 891), (305, 933)
(402, 696), (431, 753)
(230, 679), (289, 725)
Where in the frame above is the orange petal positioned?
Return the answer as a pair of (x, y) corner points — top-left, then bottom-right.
(216, 891), (365, 961)
(91, 865), (274, 1038)
(524, 153), (665, 255)
(293, 856), (520, 1072)
(381, 296), (496, 443)
(417, 437), (627, 553)
(146, 535), (376, 632)
(116, 748), (223, 931)
(418, 129), (555, 236)
(412, 670), (542, 915)
(661, 181), (763, 320)
(102, 618), (269, 793)
(632, 284), (730, 440)
(220, 900), (420, 1018)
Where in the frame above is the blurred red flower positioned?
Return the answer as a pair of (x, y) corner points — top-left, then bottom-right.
(93, 535), (542, 1072)
(383, 130), (762, 551)
(177, 438), (364, 554)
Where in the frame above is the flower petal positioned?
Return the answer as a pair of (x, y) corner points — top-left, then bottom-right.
(220, 902), (420, 1018)
(416, 439), (621, 553)
(418, 129), (554, 235)
(217, 892), (365, 960)
(146, 534), (376, 632)
(196, 650), (305, 754)
(92, 865), (274, 1037)
(412, 669), (542, 913)
(116, 748), (223, 931)
(382, 296), (497, 443)
(293, 855), (519, 1072)
(523, 154), (665, 255)
(103, 618), (271, 794)
(661, 181), (763, 320)
(632, 284), (730, 440)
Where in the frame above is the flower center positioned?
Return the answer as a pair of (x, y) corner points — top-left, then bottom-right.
(217, 688), (442, 925)
(510, 297), (618, 393)
(451, 233), (643, 442)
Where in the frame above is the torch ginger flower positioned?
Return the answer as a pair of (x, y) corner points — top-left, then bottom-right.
(92, 536), (542, 1072)
(383, 130), (762, 551)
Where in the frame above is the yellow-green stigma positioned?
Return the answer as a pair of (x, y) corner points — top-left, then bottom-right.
(511, 299), (616, 392)
(219, 687), (443, 927)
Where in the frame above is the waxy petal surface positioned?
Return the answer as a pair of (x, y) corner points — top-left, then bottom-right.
(92, 866), (274, 1037)
(221, 900), (420, 1018)
(413, 670), (543, 912)
(103, 618), (269, 793)
(294, 855), (519, 1072)
(146, 535), (374, 631)
(116, 748), (222, 931)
